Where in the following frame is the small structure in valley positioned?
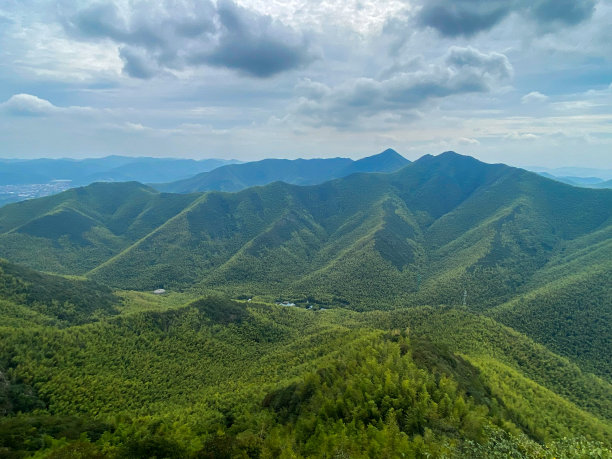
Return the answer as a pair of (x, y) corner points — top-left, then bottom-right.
(277, 301), (296, 307)
(153, 288), (166, 295)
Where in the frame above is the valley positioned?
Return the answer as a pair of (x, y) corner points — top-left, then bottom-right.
(0, 151), (610, 457)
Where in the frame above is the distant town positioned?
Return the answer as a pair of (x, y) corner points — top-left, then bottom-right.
(0, 180), (72, 206)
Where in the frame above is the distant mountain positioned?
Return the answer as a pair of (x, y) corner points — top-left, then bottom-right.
(154, 148), (410, 193)
(537, 172), (610, 188)
(0, 156), (239, 186)
(593, 178), (612, 189)
(529, 166), (612, 181)
(0, 151), (610, 380)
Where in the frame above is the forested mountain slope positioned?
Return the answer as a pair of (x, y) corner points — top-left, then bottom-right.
(154, 148), (409, 193)
(0, 258), (120, 327)
(1, 151), (611, 457)
(0, 182), (199, 273)
(0, 151), (610, 383)
(1, 294), (610, 457)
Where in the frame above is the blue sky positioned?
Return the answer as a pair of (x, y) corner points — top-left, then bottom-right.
(1, 0), (611, 168)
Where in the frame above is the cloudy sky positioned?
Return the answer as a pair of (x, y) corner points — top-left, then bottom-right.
(1, 0), (611, 168)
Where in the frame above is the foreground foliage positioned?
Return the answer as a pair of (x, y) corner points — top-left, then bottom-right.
(1, 294), (610, 458)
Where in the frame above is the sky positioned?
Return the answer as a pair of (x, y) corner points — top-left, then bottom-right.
(0, 0), (611, 168)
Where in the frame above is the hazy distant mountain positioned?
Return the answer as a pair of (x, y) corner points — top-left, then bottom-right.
(529, 166), (612, 181)
(154, 148), (410, 193)
(592, 178), (612, 189)
(0, 156), (239, 186)
(538, 172), (612, 188)
(538, 172), (605, 187)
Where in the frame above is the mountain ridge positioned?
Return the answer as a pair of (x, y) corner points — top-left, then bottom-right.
(0, 150), (610, 456)
(154, 148), (410, 193)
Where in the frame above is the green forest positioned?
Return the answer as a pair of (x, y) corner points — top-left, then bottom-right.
(0, 153), (610, 457)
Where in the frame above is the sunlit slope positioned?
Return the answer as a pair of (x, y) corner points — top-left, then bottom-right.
(0, 258), (120, 327)
(1, 298), (610, 456)
(0, 182), (198, 273)
(87, 154), (612, 311)
(488, 228), (612, 380)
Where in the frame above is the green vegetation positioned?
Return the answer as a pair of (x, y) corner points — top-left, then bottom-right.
(1, 294), (610, 457)
(0, 259), (119, 326)
(0, 152), (610, 456)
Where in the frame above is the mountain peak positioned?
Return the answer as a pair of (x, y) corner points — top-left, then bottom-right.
(438, 150), (461, 158)
(415, 151), (485, 168)
(350, 148), (410, 173)
(378, 148), (400, 156)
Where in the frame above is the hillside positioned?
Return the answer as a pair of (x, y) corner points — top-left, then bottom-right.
(154, 148), (410, 193)
(0, 152), (610, 380)
(0, 182), (199, 273)
(0, 258), (120, 327)
(1, 151), (611, 456)
(1, 294), (610, 457)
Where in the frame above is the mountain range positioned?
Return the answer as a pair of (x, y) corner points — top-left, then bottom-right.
(537, 172), (612, 189)
(0, 150), (610, 456)
(0, 151), (609, 377)
(0, 156), (239, 186)
(153, 148), (409, 193)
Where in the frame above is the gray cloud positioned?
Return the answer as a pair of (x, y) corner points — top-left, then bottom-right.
(294, 47), (512, 127)
(529, 0), (597, 26)
(202, 0), (313, 77)
(119, 46), (158, 79)
(63, 0), (313, 79)
(415, 0), (597, 37)
(417, 1), (511, 38)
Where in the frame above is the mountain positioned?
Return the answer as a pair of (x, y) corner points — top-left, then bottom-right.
(154, 148), (410, 193)
(1, 292), (610, 456)
(529, 166), (612, 181)
(0, 182), (199, 273)
(0, 258), (120, 327)
(538, 172), (612, 188)
(593, 178), (612, 189)
(0, 151), (611, 457)
(0, 151), (610, 383)
(0, 155), (238, 193)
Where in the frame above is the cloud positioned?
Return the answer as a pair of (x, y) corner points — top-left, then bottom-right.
(417, 1), (511, 38)
(294, 47), (512, 128)
(63, 0), (314, 79)
(505, 132), (539, 141)
(1, 94), (57, 116)
(521, 91), (549, 104)
(201, 0), (313, 77)
(528, 0), (597, 27)
(119, 46), (158, 79)
(458, 137), (480, 145)
(415, 0), (597, 37)
(1, 94), (97, 118)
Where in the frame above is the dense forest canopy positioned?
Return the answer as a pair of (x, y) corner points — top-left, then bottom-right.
(0, 152), (610, 457)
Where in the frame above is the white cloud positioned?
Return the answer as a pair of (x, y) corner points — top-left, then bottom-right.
(1, 94), (96, 117)
(1, 94), (57, 116)
(458, 137), (480, 145)
(521, 91), (548, 104)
